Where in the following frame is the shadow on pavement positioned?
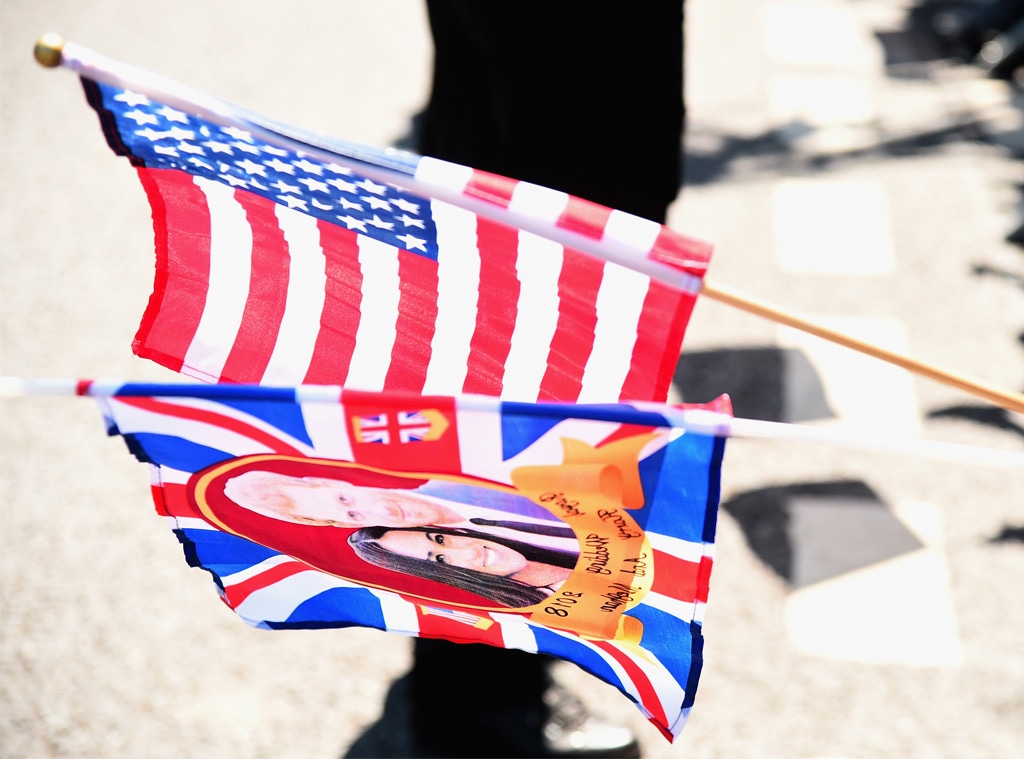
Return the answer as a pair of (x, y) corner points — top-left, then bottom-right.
(722, 480), (923, 588)
(341, 676), (415, 759)
(674, 346), (834, 423)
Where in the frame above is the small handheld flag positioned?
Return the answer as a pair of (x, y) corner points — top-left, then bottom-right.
(91, 381), (729, 741)
(61, 39), (711, 404)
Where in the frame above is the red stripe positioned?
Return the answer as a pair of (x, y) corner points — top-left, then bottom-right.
(461, 218), (520, 396)
(414, 607), (506, 647)
(383, 249), (439, 391)
(153, 482), (206, 520)
(302, 220), (363, 384)
(116, 396), (305, 456)
(620, 281), (694, 402)
(536, 249), (602, 401)
(593, 640), (669, 732)
(650, 549), (701, 603)
(695, 555), (713, 604)
(648, 225), (714, 279)
(556, 195), (612, 240)
(218, 191), (291, 383)
(223, 561), (309, 608)
(132, 168), (211, 373)
(464, 169), (517, 209)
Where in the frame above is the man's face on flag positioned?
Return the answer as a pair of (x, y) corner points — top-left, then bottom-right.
(222, 470), (460, 528)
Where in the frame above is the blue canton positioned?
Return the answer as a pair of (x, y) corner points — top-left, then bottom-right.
(96, 83), (441, 261)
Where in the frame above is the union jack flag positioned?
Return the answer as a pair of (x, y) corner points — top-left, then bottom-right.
(89, 380), (730, 741)
(352, 409), (447, 445)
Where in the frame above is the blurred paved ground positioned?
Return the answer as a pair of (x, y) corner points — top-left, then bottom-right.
(2, 1), (1023, 758)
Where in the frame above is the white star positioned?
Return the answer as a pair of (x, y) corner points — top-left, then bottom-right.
(396, 213), (425, 229)
(338, 215), (368, 232)
(312, 199), (333, 211)
(299, 177), (330, 193)
(153, 145), (179, 157)
(236, 158), (267, 177)
(294, 158), (323, 175)
(366, 214), (394, 231)
(179, 143), (206, 155)
(135, 128), (168, 141)
(327, 177), (358, 193)
(272, 179), (300, 194)
(203, 141), (234, 155)
(123, 109), (158, 126)
(338, 197), (363, 211)
(263, 145), (289, 157)
(250, 179), (269, 191)
(324, 163), (353, 175)
(280, 196), (308, 210)
(392, 197), (420, 213)
(223, 126), (254, 142)
(358, 178), (388, 195)
(114, 91), (150, 106)
(166, 127), (195, 140)
(221, 174), (249, 187)
(188, 157), (215, 170)
(158, 106), (188, 123)
(362, 195), (393, 211)
(233, 142), (261, 155)
(266, 157), (295, 174)
(396, 233), (427, 252)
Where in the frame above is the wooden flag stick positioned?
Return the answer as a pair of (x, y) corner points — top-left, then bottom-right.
(700, 280), (1024, 414)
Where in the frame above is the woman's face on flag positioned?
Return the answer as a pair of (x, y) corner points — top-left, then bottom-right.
(376, 529), (528, 577)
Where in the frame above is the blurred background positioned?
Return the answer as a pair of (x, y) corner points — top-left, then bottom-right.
(2, 1), (1023, 757)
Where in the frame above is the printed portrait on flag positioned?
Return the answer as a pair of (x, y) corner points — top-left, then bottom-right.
(188, 454), (584, 609)
(187, 443), (655, 627)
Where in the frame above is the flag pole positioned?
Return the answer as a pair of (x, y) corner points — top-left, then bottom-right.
(2, 377), (1022, 468)
(33, 34), (1024, 415)
(700, 281), (1024, 414)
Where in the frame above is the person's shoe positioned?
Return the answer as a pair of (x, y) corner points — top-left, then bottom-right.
(411, 680), (641, 758)
(540, 682), (641, 758)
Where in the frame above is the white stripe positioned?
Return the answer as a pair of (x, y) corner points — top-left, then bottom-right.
(647, 533), (707, 564)
(345, 235), (401, 390)
(454, 403), (510, 484)
(152, 465), (190, 485)
(508, 182), (569, 224)
(371, 590), (420, 635)
(221, 554), (297, 585)
(261, 204), (328, 384)
(578, 265), (649, 402)
(422, 200), (480, 395)
(171, 516), (216, 531)
(642, 593), (697, 624)
(414, 156), (473, 192)
(107, 396), (316, 455)
(602, 210), (661, 253)
(492, 613), (539, 653)
(183, 177), (253, 380)
(300, 398), (354, 460)
(107, 401), (281, 457)
(233, 569), (357, 621)
(501, 231), (563, 401)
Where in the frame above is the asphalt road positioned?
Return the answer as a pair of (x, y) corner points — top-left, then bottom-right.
(3, 1), (1023, 758)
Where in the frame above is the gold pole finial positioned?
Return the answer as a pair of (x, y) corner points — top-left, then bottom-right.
(34, 33), (65, 68)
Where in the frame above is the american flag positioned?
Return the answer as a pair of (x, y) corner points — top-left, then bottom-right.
(90, 380), (730, 741)
(74, 43), (712, 403)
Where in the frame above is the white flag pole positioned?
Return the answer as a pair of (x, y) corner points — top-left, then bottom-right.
(4, 377), (1022, 469)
